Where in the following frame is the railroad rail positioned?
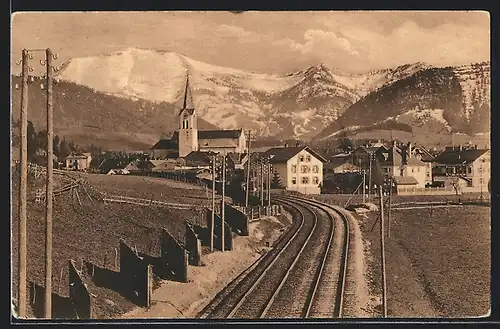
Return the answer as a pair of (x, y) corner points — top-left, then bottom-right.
(197, 195), (350, 319)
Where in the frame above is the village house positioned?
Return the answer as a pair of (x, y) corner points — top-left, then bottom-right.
(249, 146), (327, 195)
(378, 142), (429, 188)
(149, 139), (179, 160)
(149, 159), (178, 172)
(431, 145), (490, 193)
(65, 152), (92, 171)
(150, 76), (247, 159)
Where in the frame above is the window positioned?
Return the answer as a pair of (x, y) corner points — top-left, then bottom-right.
(299, 155), (304, 162)
(313, 165), (319, 173)
(291, 165), (297, 173)
(417, 167), (420, 173)
(301, 165), (310, 173)
(292, 177), (297, 185)
(411, 167), (414, 173)
(302, 177), (309, 184)
(313, 177), (319, 184)
(468, 167), (472, 174)
(306, 155), (311, 162)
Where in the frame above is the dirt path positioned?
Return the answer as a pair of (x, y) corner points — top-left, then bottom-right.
(121, 213), (293, 318)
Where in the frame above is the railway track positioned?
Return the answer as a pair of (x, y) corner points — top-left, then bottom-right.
(197, 195), (350, 319)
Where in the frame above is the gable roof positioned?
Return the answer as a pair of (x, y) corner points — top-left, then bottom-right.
(433, 149), (489, 165)
(183, 151), (212, 167)
(198, 129), (243, 140)
(263, 146), (327, 163)
(151, 139), (178, 150)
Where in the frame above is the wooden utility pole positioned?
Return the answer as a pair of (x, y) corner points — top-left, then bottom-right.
(245, 130), (251, 208)
(379, 185), (387, 317)
(17, 49), (29, 318)
(368, 153), (373, 200)
(267, 160), (271, 206)
(260, 159), (264, 206)
(221, 152), (226, 252)
(388, 178), (392, 239)
(210, 155), (215, 252)
(362, 170), (366, 204)
(44, 48), (54, 318)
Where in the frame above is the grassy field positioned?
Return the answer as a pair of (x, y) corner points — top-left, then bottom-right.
(82, 173), (230, 207)
(10, 171), (226, 318)
(354, 204), (490, 317)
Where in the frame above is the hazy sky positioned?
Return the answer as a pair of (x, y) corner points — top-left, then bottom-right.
(11, 11), (490, 75)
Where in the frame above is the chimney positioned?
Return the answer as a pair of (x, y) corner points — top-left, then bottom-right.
(459, 145), (462, 151)
(475, 145), (478, 150)
(296, 141), (300, 147)
(284, 142), (288, 148)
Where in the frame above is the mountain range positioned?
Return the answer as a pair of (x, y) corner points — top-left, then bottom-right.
(11, 47), (491, 150)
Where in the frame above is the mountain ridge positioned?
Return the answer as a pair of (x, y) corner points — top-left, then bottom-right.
(55, 47), (449, 140)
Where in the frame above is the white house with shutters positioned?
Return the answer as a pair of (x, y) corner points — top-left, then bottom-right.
(262, 146), (327, 195)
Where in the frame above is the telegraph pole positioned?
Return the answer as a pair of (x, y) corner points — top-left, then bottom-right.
(267, 160), (271, 206)
(44, 48), (54, 318)
(368, 153), (373, 200)
(362, 170), (366, 204)
(210, 154), (216, 252)
(379, 184), (387, 317)
(388, 178), (393, 239)
(221, 152), (226, 252)
(17, 49), (29, 318)
(245, 130), (251, 208)
(260, 159), (264, 206)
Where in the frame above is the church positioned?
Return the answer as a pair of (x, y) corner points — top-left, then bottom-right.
(150, 76), (248, 159)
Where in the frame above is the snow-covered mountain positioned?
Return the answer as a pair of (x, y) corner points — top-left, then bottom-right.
(55, 48), (431, 140)
(314, 62), (491, 142)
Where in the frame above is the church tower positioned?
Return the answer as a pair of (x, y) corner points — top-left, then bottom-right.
(178, 74), (199, 158)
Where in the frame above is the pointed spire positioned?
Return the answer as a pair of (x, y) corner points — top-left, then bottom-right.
(182, 72), (194, 109)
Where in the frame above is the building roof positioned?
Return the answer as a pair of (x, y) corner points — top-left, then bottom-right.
(393, 176), (419, 185)
(124, 161), (140, 171)
(151, 139), (178, 150)
(198, 129), (243, 140)
(406, 156), (426, 166)
(433, 149), (489, 165)
(199, 138), (238, 148)
(263, 146), (327, 163)
(66, 154), (89, 160)
(324, 161), (360, 171)
(326, 156), (352, 169)
(149, 160), (168, 167)
(183, 151), (212, 167)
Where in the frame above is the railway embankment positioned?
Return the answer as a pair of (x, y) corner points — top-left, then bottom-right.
(121, 211), (293, 318)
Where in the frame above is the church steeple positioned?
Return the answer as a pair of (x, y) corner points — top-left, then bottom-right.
(182, 73), (194, 110)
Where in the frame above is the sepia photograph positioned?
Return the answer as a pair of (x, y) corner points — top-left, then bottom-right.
(10, 10), (491, 321)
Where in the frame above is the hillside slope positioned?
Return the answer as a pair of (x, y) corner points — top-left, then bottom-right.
(314, 62), (491, 142)
(11, 76), (217, 151)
